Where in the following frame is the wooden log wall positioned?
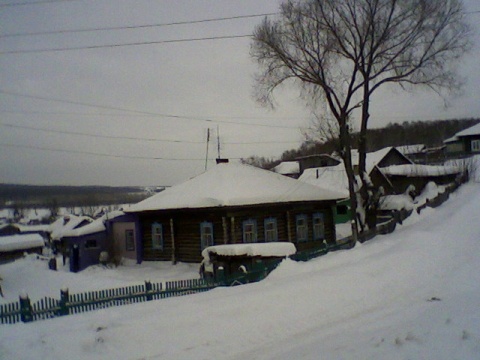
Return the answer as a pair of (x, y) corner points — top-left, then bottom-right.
(139, 201), (337, 263)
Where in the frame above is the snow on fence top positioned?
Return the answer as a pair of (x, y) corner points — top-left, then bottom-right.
(0, 234), (44, 252)
(201, 242), (297, 262)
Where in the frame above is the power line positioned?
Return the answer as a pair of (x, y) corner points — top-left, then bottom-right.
(0, 122), (301, 144)
(0, 142), (231, 161)
(0, 34), (252, 55)
(0, 90), (300, 129)
(0, 122), (203, 144)
(0, 110), (308, 122)
(0, 0), (78, 7)
(1, 13), (277, 38)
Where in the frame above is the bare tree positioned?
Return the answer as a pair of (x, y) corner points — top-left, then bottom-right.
(251, 0), (471, 236)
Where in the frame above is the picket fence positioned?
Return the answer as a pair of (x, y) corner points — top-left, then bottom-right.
(0, 278), (216, 325)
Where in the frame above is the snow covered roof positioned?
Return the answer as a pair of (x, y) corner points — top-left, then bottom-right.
(271, 161), (300, 175)
(0, 233), (44, 252)
(454, 122), (480, 137)
(299, 147), (411, 195)
(298, 165), (350, 197)
(201, 242), (296, 262)
(365, 147), (413, 173)
(127, 162), (345, 212)
(61, 211), (125, 238)
(396, 144), (426, 155)
(444, 123), (480, 144)
(50, 215), (94, 241)
(381, 164), (461, 177)
(16, 224), (51, 233)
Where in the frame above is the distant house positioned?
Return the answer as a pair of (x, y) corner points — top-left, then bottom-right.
(444, 122), (480, 156)
(59, 211), (138, 272)
(0, 234), (44, 264)
(296, 154), (341, 175)
(271, 161), (300, 178)
(300, 147), (414, 191)
(126, 161), (345, 263)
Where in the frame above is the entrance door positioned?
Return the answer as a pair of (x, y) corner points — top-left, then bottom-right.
(70, 244), (80, 272)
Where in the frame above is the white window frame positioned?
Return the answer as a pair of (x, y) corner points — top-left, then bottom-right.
(312, 213), (325, 241)
(264, 217), (278, 242)
(151, 223), (164, 250)
(200, 222), (214, 250)
(471, 139), (480, 152)
(296, 214), (308, 242)
(242, 219), (257, 243)
(125, 229), (135, 251)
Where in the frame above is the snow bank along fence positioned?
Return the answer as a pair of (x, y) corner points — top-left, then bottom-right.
(0, 264), (276, 325)
(0, 279), (216, 324)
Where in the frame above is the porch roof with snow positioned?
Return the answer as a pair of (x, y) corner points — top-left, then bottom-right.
(127, 162), (345, 213)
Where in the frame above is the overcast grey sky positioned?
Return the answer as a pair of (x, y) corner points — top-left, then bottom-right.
(1, 0), (479, 187)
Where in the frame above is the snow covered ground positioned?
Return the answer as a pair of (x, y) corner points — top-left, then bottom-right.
(0, 258), (199, 305)
(1, 183), (480, 359)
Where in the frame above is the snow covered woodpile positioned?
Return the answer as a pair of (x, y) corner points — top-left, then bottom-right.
(0, 233), (44, 263)
(127, 161), (345, 263)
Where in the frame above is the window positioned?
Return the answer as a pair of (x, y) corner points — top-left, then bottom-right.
(84, 239), (98, 249)
(242, 219), (257, 243)
(125, 229), (135, 251)
(296, 215), (308, 242)
(472, 139), (480, 152)
(151, 223), (164, 250)
(313, 213), (325, 241)
(200, 222), (214, 250)
(264, 218), (278, 242)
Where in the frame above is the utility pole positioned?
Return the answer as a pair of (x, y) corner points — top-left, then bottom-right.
(216, 125), (221, 159)
(205, 128), (210, 171)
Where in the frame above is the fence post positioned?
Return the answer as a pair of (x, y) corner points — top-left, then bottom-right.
(58, 288), (69, 316)
(145, 281), (153, 301)
(216, 266), (226, 285)
(19, 293), (33, 323)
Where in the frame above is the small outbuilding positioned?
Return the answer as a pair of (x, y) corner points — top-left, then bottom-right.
(200, 242), (296, 283)
(0, 234), (45, 264)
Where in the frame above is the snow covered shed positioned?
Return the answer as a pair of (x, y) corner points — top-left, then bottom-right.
(0, 233), (45, 263)
(126, 161), (345, 263)
(200, 242), (296, 282)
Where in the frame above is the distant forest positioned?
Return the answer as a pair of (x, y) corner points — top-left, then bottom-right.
(243, 118), (480, 169)
(0, 185), (151, 208)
